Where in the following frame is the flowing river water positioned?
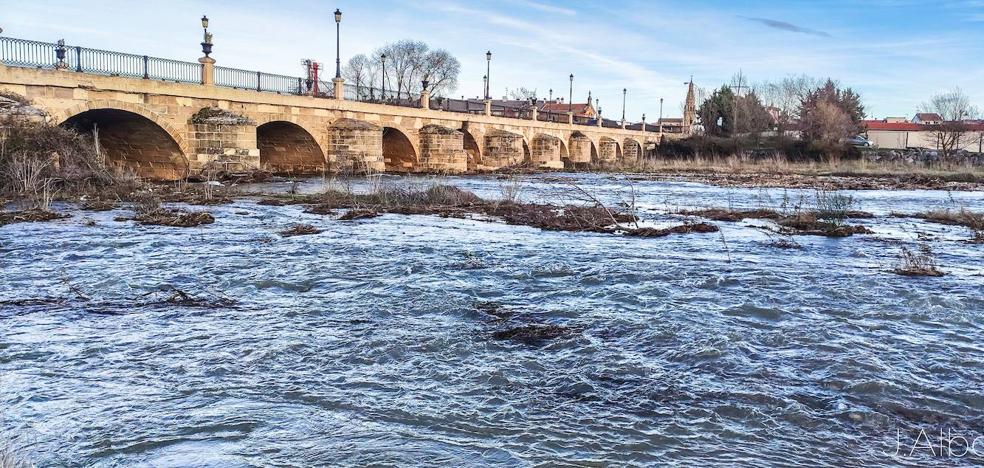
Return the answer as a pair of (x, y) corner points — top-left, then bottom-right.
(1, 173), (982, 466)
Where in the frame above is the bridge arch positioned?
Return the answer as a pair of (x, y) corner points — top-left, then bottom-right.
(567, 131), (596, 167)
(58, 101), (190, 180)
(256, 120), (327, 175)
(623, 138), (643, 163)
(383, 126), (418, 172)
(531, 133), (566, 169)
(461, 128), (482, 171)
(598, 136), (620, 165)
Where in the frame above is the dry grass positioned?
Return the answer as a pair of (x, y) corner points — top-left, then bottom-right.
(618, 156), (984, 190)
(893, 245), (945, 277)
(0, 209), (69, 226)
(624, 222), (720, 238)
(1, 116), (139, 209)
(132, 209), (215, 227)
(914, 208), (984, 230)
(279, 224), (322, 237)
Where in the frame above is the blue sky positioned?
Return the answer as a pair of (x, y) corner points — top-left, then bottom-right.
(3, 0), (982, 119)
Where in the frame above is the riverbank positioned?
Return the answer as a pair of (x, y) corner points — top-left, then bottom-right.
(609, 157), (984, 191)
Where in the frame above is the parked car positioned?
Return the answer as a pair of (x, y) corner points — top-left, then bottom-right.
(842, 135), (873, 147)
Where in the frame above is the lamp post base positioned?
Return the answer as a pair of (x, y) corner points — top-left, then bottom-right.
(333, 77), (345, 100)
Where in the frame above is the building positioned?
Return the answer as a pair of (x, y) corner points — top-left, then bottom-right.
(911, 113), (943, 125)
(539, 91), (597, 124)
(864, 118), (984, 152)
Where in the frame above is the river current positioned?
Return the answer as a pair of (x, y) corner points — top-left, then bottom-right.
(1, 173), (982, 466)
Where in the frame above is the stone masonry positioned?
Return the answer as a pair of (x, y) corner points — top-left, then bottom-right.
(483, 129), (525, 168)
(418, 125), (467, 173)
(328, 118), (385, 173)
(0, 63), (662, 180)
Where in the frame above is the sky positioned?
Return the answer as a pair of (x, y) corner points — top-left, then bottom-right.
(2, 0), (982, 120)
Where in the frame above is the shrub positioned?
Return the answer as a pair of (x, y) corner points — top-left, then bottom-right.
(0, 116), (137, 207)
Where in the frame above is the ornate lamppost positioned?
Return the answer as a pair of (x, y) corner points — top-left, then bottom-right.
(334, 9), (342, 78)
(621, 88), (627, 127)
(55, 39), (68, 70)
(485, 51), (492, 100)
(568, 74), (574, 115)
(380, 53), (387, 100)
(200, 15), (212, 57)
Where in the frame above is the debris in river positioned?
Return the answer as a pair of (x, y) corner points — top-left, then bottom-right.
(131, 208), (215, 227)
(492, 324), (576, 345)
(678, 208), (781, 222)
(303, 204), (336, 215)
(910, 208), (984, 231)
(338, 209), (379, 221)
(474, 301), (515, 321)
(624, 222), (720, 238)
(279, 224), (322, 237)
(777, 214), (873, 237)
(0, 209), (70, 226)
(79, 199), (117, 211)
(142, 285), (237, 308)
(893, 245), (944, 277)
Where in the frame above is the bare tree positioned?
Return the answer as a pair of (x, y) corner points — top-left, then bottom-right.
(370, 40), (460, 100)
(342, 54), (371, 99)
(509, 87), (538, 101)
(416, 49), (460, 97)
(921, 88), (980, 161)
(758, 75), (821, 142)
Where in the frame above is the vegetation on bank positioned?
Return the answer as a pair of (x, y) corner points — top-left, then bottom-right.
(0, 115), (138, 210)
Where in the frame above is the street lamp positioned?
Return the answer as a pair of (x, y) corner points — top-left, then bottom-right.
(568, 74), (574, 114)
(485, 51), (492, 100)
(621, 88), (627, 125)
(659, 97), (664, 133)
(334, 9), (342, 79)
(380, 53), (387, 100)
(483, 75), (488, 100)
(200, 15), (213, 57)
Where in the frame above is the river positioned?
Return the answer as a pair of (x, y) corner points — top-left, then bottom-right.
(1, 173), (982, 466)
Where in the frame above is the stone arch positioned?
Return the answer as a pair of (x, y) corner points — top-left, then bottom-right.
(567, 131), (595, 167)
(383, 127), (418, 172)
(531, 133), (565, 169)
(59, 102), (189, 180)
(598, 136), (620, 165)
(461, 128), (482, 171)
(483, 129), (525, 169)
(623, 138), (643, 163)
(418, 124), (467, 173)
(256, 120), (327, 175)
(522, 139), (531, 165)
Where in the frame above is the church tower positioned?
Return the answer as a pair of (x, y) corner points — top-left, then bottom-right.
(683, 77), (696, 134)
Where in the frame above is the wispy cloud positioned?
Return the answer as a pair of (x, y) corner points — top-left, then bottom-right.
(742, 16), (832, 37)
(503, 0), (576, 16)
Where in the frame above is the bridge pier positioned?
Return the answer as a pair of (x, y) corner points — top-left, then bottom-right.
(568, 133), (594, 166)
(328, 118), (384, 173)
(189, 109), (260, 175)
(598, 138), (619, 166)
(418, 125), (467, 173)
(483, 129), (525, 168)
(531, 135), (565, 169)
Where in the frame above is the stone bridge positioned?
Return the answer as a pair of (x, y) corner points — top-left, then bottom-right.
(0, 63), (664, 180)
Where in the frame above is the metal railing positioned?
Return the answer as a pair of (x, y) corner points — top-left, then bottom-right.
(0, 36), (664, 132)
(0, 36), (203, 83)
